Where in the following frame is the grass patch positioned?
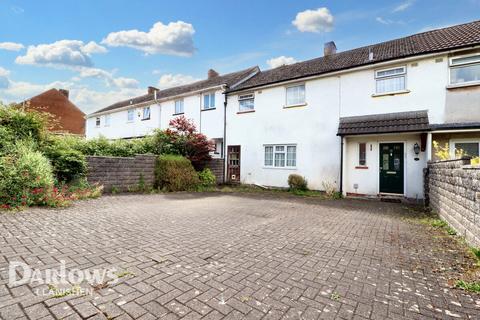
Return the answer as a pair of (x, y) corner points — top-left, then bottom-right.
(114, 270), (134, 278)
(455, 280), (480, 293)
(330, 292), (340, 301)
(470, 247), (480, 260)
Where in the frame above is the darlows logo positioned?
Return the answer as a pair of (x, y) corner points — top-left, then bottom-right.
(9, 260), (120, 296)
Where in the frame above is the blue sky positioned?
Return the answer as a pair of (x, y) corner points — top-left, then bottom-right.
(0, 0), (479, 113)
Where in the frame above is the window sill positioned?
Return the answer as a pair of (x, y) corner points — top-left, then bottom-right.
(355, 166), (369, 169)
(371, 90), (410, 98)
(446, 81), (480, 90)
(283, 103), (307, 109)
(262, 166), (297, 170)
(141, 118), (150, 121)
(172, 112), (184, 116)
(237, 110), (255, 114)
(126, 121), (134, 123)
(201, 108), (216, 112)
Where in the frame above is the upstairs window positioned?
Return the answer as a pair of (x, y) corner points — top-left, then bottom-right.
(95, 117), (100, 127)
(286, 84), (305, 107)
(375, 66), (406, 94)
(203, 93), (215, 110)
(142, 106), (151, 120)
(175, 99), (184, 114)
(104, 114), (111, 127)
(450, 54), (480, 85)
(127, 109), (134, 122)
(264, 145), (296, 168)
(238, 93), (254, 112)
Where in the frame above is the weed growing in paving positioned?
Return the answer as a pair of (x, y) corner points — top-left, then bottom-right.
(455, 280), (480, 293)
(330, 292), (340, 301)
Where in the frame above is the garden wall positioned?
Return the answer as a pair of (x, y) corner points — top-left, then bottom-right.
(425, 159), (480, 246)
(86, 155), (156, 192)
(197, 158), (225, 183)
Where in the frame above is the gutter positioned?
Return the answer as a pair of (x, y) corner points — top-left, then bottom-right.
(228, 44), (480, 95)
(223, 91), (227, 183)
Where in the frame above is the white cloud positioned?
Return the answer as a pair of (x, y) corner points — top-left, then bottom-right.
(418, 24), (453, 33)
(157, 74), (199, 89)
(376, 17), (393, 25)
(15, 40), (107, 68)
(266, 56), (297, 69)
(292, 8), (334, 33)
(102, 21), (195, 56)
(0, 79), (73, 103)
(0, 67), (10, 89)
(0, 42), (24, 51)
(69, 87), (145, 114)
(393, 0), (415, 12)
(77, 67), (139, 89)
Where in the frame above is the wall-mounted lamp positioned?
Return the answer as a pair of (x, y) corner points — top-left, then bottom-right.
(413, 143), (420, 161)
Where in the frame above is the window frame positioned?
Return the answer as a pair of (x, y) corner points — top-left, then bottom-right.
(238, 93), (255, 112)
(449, 139), (480, 159)
(285, 83), (306, 107)
(95, 117), (101, 127)
(263, 144), (297, 169)
(374, 65), (407, 94)
(203, 92), (216, 110)
(104, 114), (111, 127)
(174, 99), (184, 115)
(142, 106), (151, 121)
(449, 53), (480, 86)
(358, 142), (367, 166)
(127, 109), (135, 122)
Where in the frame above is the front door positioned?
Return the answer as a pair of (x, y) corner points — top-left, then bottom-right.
(379, 143), (404, 194)
(227, 146), (240, 183)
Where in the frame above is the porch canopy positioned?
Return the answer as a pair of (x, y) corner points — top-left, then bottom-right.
(337, 110), (430, 136)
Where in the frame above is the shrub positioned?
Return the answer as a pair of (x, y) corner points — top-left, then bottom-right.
(0, 143), (54, 207)
(198, 168), (216, 188)
(41, 136), (87, 182)
(155, 154), (199, 191)
(288, 174), (308, 191)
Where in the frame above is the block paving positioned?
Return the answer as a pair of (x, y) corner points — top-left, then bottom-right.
(0, 193), (479, 319)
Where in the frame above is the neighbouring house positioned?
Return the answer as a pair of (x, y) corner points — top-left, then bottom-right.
(23, 88), (85, 135)
(86, 67), (259, 159)
(87, 20), (480, 199)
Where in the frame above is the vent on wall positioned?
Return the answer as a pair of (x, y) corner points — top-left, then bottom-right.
(411, 62), (418, 67)
(435, 58), (444, 63)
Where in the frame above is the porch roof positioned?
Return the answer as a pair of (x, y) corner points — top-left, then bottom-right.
(337, 110), (430, 136)
(430, 122), (480, 131)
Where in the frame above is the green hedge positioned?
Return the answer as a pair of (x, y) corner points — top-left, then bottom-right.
(155, 154), (199, 191)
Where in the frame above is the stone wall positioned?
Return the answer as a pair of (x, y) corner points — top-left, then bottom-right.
(426, 159), (480, 246)
(197, 158), (225, 184)
(86, 155), (156, 192)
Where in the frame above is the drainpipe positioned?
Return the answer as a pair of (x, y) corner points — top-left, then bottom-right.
(153, 90), (161, 130)
(223, 89), (228, 183)
(339, 136), (344, 195)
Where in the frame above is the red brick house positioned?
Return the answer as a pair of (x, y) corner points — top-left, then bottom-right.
(24, 88), (85, 135)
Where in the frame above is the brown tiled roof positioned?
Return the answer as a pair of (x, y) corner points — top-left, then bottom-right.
(337, 110), (430, 136)
(230, 20), (480, 92)
(91, 66), (259, 115)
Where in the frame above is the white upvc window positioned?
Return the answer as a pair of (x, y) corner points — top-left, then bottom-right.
(450, 139), (480, 158)
(285, 84), (305, 107)
(104, 114), (111, 127)
(358, 143), (367, 166)
(95, 117), (100, 127)
(142, 106), (151, 120)
(238, 93), (254, 112)
(264, 145), (297, 168)
(175, 99), (184, 114)
(127, 109), (134, 122)
(450, 54), (480, 85)
(375, 66), (406, 94)
(203, 92), (215, 110)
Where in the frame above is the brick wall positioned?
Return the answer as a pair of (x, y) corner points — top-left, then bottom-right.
(86, 155), (156, 192)
(426, 159), (480, 246)
(197, 158), (225, 184)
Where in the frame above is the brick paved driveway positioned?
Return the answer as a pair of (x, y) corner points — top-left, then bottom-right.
(1, 193), (479, 320)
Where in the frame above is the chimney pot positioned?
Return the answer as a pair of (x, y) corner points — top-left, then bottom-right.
(324, 41), (337, 56)
(59, 89), (69, 98)
(208, 69), (219, 79)
(147, 86), (159, 94)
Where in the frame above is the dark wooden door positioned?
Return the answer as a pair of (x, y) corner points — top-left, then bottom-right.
(379, 143), (404, 194)
(227, 146), (240, 183)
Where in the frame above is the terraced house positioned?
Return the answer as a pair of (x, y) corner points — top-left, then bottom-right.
(86, 20), (480, 200)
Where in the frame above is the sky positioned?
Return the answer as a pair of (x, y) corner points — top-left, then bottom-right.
(0, 0), (479, 114)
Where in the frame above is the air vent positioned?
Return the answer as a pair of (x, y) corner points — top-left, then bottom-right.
(435, 58), (443, 63)
(411, 62), (418, 67)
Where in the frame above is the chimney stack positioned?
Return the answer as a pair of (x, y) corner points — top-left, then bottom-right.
(59, 89), (69, 98)
(324, 41), (337, 56)
(147, 86), (159, 94)
(208, 69), (219, 79)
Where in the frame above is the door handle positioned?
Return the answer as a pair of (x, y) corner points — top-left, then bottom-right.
(386, 171), (396, 174)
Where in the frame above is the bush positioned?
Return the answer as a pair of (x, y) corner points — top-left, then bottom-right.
(198, 168), (216, 188)
(155, 154), (199, 191)
(41, 136), (87, 182)
(0, 143), (55, 207)
(288, 174), (308, 191)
